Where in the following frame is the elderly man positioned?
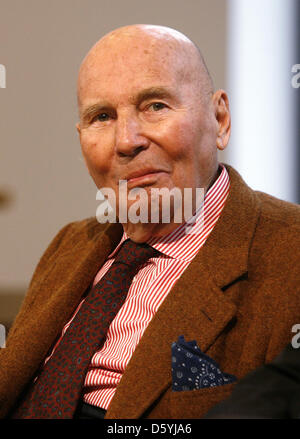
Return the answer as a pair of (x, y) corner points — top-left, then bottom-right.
(0, 24), (299, 419)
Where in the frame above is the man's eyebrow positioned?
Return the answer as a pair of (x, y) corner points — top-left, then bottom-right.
(134, 86), (176, 103)
(80, 87), (176, 121)
(81, 103), (110, 121)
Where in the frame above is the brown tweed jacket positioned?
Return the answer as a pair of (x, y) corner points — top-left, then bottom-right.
(0, 165), (299, 419)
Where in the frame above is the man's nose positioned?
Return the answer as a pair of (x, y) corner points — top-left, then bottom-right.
(115, 112), (150, 156)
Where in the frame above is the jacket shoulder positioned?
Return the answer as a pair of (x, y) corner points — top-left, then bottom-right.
(253, 191), (300, 254)
(34, 217), (108, 263)
(255, 190), (300, 227)
(248, 191), (300, 292)
(251, 190), (299, 254)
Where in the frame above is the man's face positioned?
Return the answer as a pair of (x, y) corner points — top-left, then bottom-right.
(77, 35), (223, 238)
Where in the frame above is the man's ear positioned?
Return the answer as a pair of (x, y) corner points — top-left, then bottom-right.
(76, 122), (81, 136)
(212, 89), (231, 151)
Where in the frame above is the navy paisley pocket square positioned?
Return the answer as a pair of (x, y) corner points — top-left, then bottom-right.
(171, 335), (237, 391)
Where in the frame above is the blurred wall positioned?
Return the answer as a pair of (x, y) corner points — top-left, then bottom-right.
(0, 0), (228, 327)
(226, 0), (299, 203)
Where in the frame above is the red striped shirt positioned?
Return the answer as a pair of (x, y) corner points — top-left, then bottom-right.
(44, 165), (230, 410)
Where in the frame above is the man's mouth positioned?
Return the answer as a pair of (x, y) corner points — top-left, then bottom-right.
(124, 169), (168, 188)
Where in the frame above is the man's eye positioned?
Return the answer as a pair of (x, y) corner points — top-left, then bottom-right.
(96, 112), (110, 122)
(149, 102), (167, 111)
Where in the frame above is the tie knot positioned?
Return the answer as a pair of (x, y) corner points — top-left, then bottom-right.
(115, 239), (159, 267)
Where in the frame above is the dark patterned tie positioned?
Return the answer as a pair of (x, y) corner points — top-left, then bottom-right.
(11, 239), (158, 419)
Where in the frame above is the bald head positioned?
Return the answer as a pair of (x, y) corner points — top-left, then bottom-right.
(77, 24), (214, 111)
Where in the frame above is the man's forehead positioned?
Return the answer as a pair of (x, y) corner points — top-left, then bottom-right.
(77, 24), (213, 108)
(80, 35), (188, 82)
(93, 84), (175, 100)
(78, 49), (190, 107)
(82, 25), (198, 73)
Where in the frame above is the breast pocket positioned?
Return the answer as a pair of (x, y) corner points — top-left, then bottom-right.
(169, 382), (236, 418)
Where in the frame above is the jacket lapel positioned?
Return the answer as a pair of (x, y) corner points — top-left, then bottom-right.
(106, 166), (261, 418)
